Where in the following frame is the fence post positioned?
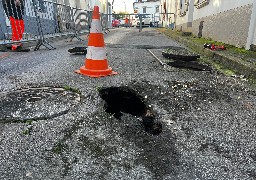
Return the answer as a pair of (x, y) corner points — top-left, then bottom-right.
(139, 14), (142, 32)
(69, 7), (83, 42)
(32, 0), (55, 50)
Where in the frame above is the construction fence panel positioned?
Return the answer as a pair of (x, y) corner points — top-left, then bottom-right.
(0, 0), (40, 43)
(100, 13), (108, 31)
(108, 13), (161, 29)
(0, 0), (90, 50)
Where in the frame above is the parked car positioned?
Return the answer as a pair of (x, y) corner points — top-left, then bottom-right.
(112, 19), (120, 27)
(119, 18), (132, 27)
(135, 14), (154, 26)
(142, 15), (152, 25)
(130, 15), (137, 27)
(131, 16), (138, 27)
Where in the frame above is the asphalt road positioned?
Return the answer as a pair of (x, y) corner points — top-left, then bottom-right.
(0, 27), (255, 179)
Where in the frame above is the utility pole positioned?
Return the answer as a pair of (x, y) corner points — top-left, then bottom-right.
(123, 0), (126, 13)
(107, 0), (115, 28)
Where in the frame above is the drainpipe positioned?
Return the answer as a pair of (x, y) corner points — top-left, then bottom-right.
(246, 1), (256, 50)
(107, 2), (112, 28)
(174, 0), (178, 29)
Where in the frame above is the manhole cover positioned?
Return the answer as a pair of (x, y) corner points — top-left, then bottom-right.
(0, 87), (81, 122)
(99, 86), (162, 135)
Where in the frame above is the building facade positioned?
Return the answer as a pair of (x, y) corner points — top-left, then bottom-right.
(133, 0), (160, 21)
(87, 0), (108, 12)
(160, 0), (256, 50)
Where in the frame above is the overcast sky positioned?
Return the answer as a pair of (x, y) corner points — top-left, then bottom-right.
(112, 0), (134, 13)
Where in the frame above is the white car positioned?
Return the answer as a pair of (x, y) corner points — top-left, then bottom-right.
(130, 15), (138, 27)
(135, 14), (152, 26)
(119, 18), (132, 27)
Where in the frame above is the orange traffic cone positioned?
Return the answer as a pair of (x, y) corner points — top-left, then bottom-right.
(75, 6), (117, 78)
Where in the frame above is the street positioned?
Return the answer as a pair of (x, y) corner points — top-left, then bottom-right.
(0, 27), (256, 179)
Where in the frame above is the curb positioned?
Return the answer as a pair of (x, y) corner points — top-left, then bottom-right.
(165, 32), (256, 80)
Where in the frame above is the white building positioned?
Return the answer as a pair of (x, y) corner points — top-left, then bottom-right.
(133, 0), (160, 21)
(55, 0), (85, 9)
(160, 0), (256, 50)
(55, 0), (108, 12)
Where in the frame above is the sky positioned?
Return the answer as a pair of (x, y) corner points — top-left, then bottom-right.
(112, 0), (135, 13)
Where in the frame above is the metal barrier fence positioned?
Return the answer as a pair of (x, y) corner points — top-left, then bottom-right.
(109, 13), (160, 27)
(0, 0), (103, 51)
(0, 1), (166, 52)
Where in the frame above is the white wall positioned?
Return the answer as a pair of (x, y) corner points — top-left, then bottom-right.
(246, 1), (256, 49)
(175, 0), (188, 28)
(193, 0), (253, 20)
(80, 0), (87, 9)
(187, 0), (194, 23)
(134, 1), (160, 15)
(159, 0), (175, 27)
(87, 0), (102, 11)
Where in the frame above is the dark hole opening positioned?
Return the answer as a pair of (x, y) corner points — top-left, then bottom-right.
(99, 87), (146, 119)
(99, 86), (162, 135)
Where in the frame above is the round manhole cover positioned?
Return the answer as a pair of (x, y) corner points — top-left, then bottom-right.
(0, 87), (81, 122)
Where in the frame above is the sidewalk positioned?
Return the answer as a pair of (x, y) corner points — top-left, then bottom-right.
(158, 28), (256, 80)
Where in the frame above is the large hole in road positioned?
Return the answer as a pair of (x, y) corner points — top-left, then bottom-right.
(99, 86), (162, 135)
(99, 87), (146, 119)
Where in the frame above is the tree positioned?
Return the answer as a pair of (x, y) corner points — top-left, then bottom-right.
(113, 12), (127, 20)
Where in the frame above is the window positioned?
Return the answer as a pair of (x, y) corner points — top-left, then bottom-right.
(156, 6), (159, 13)
(64, 0), (69, 5)
(143, 7), (146, 13)
(194, 0), (200, 4)
(57, 0), (64, 4)
(179, 0), (188, 17)
(194, 0), (210, 9)
(75, 0), (81, 8)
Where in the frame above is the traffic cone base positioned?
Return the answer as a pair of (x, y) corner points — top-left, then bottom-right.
(75, 6), (117, 78)
(76, 66), (117, 78)
(85, 59), (108, 70)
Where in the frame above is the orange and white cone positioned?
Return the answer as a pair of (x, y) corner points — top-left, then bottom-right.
(75, 6), (117, 78)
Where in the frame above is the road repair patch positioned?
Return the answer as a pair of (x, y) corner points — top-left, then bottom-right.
(0, 87), (81, 122)
(168, 60), (212, 71)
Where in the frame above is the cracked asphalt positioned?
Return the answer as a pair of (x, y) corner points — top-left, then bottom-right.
(0, 27), (255, 179)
